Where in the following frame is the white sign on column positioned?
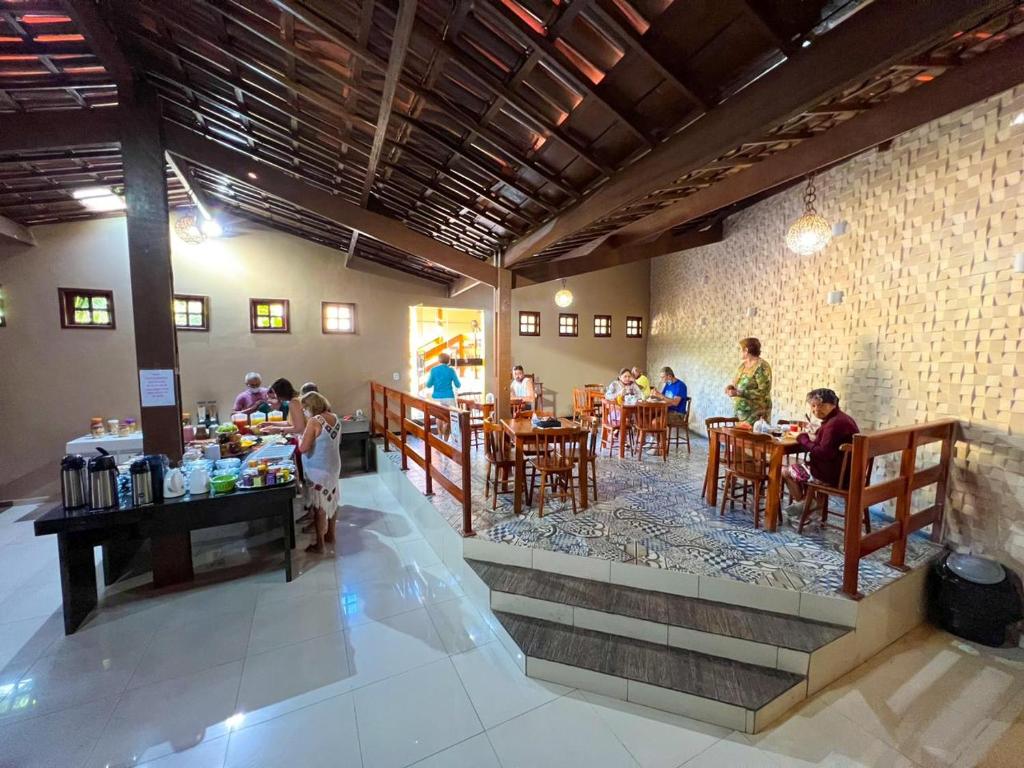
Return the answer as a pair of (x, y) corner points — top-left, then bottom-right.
(139, 369), (176, 407)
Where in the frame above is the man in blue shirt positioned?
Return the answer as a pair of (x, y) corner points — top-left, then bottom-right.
(425, 352), (460, 405)
(652, 366), (688, 426)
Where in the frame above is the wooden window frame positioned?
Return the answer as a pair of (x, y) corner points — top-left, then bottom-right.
(593, 314), (612, 338)
(173, 294), (209, 332)
(249, 298), (290, 333)
(322, 301), (357, 335)
(558, 312), (578, 337)
(626, 315), (644, 338)
(519, 310), (540, 337)
(58, 287), (115, 329)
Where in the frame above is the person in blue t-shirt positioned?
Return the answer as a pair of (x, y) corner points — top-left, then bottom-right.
(425, 352), (460, 405)
(651, 366), (689, 426)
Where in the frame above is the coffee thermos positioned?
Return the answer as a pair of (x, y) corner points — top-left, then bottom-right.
(88, 452), (120, 510)
(130, 459), (154, 507)
(145, 454), (168, 503)
(60, 454), (89, 510)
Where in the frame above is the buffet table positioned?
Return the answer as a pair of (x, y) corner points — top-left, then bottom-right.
(34, 483), (297, 634)
(65, 432), (144, 463)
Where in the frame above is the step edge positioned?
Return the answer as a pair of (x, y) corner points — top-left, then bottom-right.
(486, 582), (850, 654)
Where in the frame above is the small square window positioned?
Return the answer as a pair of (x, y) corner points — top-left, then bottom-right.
(59, 288), (115, 329)
(250, 298), (290, 333)
(558, 313), (578, 337)
(593, 314), (611, 338)
(519, 311), (540, 337)
(626, 316), (643, 338)
(173, 294), (209, 331)
(322, 302), (356, 334)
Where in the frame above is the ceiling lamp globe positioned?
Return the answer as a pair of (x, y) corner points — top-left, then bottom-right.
(554, 285), (573, 308)
(786, 176), (832, 256)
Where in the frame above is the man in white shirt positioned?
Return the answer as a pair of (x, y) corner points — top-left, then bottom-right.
(509, 365), (536, 411)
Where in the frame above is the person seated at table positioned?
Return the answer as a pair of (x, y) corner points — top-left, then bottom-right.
(300, 381), (319, 394)
(631, 366), (651, 398)
(650, 366), (688, 425)
(233, 371), (268, 415)
(605, 368), (643, 401)
(509, 365), (536, 412)
(781, 388), (860, 511)
(256, 378), (307, 436)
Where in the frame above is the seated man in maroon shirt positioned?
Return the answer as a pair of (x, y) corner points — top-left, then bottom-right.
(782, 388), (860, 515)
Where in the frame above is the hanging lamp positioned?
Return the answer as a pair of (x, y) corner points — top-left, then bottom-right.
(553, 279), (573, 308)
(785, 175), (832, 256)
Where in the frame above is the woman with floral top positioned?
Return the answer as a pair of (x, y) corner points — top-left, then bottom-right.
(724, 337), (772, 423)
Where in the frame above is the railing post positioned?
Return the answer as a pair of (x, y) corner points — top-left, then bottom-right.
(399, 393), (409, 471)
(841, 435), (868, 598)
(382, 387), (390, 452)
(459, 410), (474, 537)
(931, 422), (954, 543)
(890, 435), (917, 570)
(423, 405), (433, 496)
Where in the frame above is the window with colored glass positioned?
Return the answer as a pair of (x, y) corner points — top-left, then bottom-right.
(558, 313), (578, 337)
(626, 316), (643, 338)
(173, 295), (209, 331)
(519, 311), (540, 336)
(250, 298), (290, 332)
(322, 302), (356, 334)
(593, 314), (611, 337)
(59, 288), (115, 329)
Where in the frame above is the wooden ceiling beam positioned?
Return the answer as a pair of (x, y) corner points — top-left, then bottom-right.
(0, 108), (120, 152)
(165, 152), (215, 221)
(448, 276), (482, 298)
(512, 221), (723, 285)
(360, 0), (417, 207)
(610, 31), (1024, 243)
(58, 0), (135, 90)
(162, 122), (498, 286)
(0, 213), (35, 246)
(501, 0), (1011, 266)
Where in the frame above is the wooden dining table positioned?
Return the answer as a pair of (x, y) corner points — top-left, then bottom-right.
(501, 417), (589, 516)
(704, 428), (805, 531)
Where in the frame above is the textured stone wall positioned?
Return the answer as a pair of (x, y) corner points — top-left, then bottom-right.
(649, 85), (1024, 569)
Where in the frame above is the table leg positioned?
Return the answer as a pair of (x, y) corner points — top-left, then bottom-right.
(57, 532), (97, 635)
(705, 431), (720, 506)
(579, 435), (589, 510)
(619, 418), (627, 459)
(765, 446), (784, 532)
(513, 440), (524, 516)
(151, 531), (194, 588)
(282, 512), (294, 582)
(102, 533), (143, 587)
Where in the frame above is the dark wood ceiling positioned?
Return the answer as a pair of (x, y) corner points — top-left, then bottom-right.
(1, 0), (1022, 285)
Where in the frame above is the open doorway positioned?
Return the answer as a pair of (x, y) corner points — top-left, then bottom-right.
(409, 306), (487, 398)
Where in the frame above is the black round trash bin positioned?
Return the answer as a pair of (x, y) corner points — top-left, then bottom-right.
(928, 552), (1023, 647)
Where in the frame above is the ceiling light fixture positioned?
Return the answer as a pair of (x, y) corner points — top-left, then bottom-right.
(246, 171), (258, 180)
(174, 212), (205, 245)
(785, 175), (832, 256)
(553, 279), (573, 308)
(200, 217), (223, 238)
(72, 186), (112, 200)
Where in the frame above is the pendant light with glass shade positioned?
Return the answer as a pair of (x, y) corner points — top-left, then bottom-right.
(554, 279), (574, 308)
(786, 175), (832, 256)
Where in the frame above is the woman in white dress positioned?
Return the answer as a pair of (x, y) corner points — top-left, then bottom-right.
(297, 391), (342, 553)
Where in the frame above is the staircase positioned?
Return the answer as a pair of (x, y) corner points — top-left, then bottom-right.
(465, 559), (854, 733)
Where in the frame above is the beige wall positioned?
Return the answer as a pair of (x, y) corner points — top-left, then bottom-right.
(649, 86), (1024, 569)
(511, 261), (650, 413)
(0, 217), (649, 496)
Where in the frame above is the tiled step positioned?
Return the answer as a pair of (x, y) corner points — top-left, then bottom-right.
(468, 559), (850, 674)
(495, 611), (806, 733)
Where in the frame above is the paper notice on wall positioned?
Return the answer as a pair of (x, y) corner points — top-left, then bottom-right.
(139, 369), (176, 408)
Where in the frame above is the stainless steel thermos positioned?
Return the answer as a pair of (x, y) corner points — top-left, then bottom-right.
(88, 452), (120, 510)
(130, 458), (154, 507)
(60, 454), (89, 510)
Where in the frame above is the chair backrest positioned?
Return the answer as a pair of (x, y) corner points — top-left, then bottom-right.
(575, 415), (600, 454)
(777, 419), (809, 427)
(482, 420), (511, 462)
(705, 416), (738, 430)
(634, 402), (667, 430)
(721, 428), (772, 479)
(602, 400), (624, 428)
(835, 442), (874, 490)
(681, 397), (692, 423)
(533, 427), (581, 463)
(584, 384), (603, 391)
(572, 388), (590, 411)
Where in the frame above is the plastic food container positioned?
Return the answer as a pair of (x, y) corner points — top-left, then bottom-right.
(268, 410), (284, 422)
(90, 418), (105, 437)
(210, 474), (236, 494)
(215, 458), (242, 471)
(250, 412), (267, 428)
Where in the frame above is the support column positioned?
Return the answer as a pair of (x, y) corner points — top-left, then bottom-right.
(493, 268), (513, 420)
(120, 85), (184, 461)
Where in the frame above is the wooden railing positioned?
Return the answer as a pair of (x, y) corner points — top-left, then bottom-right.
(842, 419), (957, 597)
(369, 382), (475, 537)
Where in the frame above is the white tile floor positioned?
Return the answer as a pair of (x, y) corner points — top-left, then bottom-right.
(0, 475), (1022, 768)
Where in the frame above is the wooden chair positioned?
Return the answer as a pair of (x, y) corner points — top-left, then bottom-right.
(719, 428), (772, 527)
(457, 396), (492, 449)
(584, 384), (603, 390)
(527, 427), (581, 517)
(776, 419), (809, 504)
(798, 444), (875, 534)
(600, 400), (627, 457)
(482, 420), (515, 510)
(572, 415), (600, 502)
(572, 387), (599, 421)
(667, 397), (692, 454)
(701, 416), (739, 499)
(633, 403), (668, 461)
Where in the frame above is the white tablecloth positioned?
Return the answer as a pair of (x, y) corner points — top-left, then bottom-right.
(65, 433), (144, 461)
